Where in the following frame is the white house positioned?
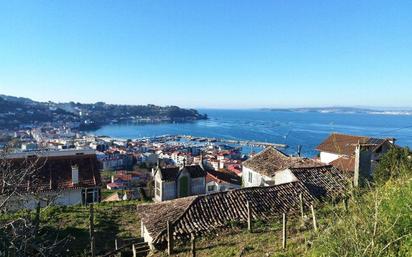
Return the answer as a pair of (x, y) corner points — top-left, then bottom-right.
(242, 147), (323, 187)
(205, 169), (241, 194)
(2, 149), (101, 210)
(316, 133), (395, 173)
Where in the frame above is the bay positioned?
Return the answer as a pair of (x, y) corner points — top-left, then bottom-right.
(93, 109), (412, 157)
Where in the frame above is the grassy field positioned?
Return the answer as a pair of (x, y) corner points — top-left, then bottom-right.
(3, 159), (411, 256)
(39, 200), (144, 256)
(4, 175), (411, 257)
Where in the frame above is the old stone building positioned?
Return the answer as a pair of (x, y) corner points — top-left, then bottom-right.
(153, 164), (206, 202)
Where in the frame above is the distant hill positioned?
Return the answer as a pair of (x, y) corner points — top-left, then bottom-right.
(0, 95), (207, 130)
(264, 106), (412, 116)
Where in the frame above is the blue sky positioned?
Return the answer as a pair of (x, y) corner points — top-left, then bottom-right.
(0, 0), (411, 108)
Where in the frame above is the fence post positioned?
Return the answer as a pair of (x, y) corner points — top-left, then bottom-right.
(247, 201), (252, 232)
(311, 204), (318, 232)
(299, 193), (304, 221)
(89, 204), (96, 257)
(8, 246), (15, 257)
(282, 213), (287, 249)
(132, 244), (137, 257)
(191, 233), (196, 257)
(167, 220), (174, 255)
(343, 197), (348, 212)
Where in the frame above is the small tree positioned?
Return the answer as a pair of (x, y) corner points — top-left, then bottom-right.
(0, 147), (67, 257)
(373, 146), (412, 184)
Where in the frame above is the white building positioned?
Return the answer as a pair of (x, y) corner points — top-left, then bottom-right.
(3, 149), (101, 210)
(316, 133), (395, 173)
(205, 169), (241, 194)
(242, 147), (323, 187)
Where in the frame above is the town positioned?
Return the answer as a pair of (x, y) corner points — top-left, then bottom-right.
(0, 122), (401, 256)
(2, 1), (412, 256)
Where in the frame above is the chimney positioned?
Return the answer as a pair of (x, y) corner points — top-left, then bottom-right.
(111, 175), (115, 183)
(200, 151), (204, 164)
(71, 165), (79, 185)
(183, 158), (186, 167)
(354, 143), (372, 187)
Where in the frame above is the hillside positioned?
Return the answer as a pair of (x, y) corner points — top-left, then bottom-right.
(0, 94), (207, 130)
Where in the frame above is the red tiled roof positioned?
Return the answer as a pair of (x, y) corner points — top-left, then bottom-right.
(1, 154), (101, 192)
(330, 156), (356, 173)
(316, 133), (390, 156)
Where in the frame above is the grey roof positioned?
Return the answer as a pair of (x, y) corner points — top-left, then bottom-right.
(159, 167), (180, 181)
(157, 165), (206, 181)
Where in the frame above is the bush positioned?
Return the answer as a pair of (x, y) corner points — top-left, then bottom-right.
(310, 166), (412, 257)
(373, 147), (412, 184)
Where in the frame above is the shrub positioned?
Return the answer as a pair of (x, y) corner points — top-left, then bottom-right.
(373, 146), (412, 184)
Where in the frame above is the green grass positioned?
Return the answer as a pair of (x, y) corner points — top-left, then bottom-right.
(39, 200), (145, 256)
(3, 164), (412, 256)
(309, 176), (412, 257)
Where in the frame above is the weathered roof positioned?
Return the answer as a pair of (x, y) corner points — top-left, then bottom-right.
(138, 196), (197, 241)
(290, 165), (349, 199)
(243, 147), (323, 177)
(0, 154), (101, 192)
(138, 181), (317, 248)
(139, 163), (350, 249)
(330, 155), (356, 173)
(316, 133), (390, 156)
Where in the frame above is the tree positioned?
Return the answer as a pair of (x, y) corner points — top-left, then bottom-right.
(0, 147), (67, 257)
(373, 146), (412, 184)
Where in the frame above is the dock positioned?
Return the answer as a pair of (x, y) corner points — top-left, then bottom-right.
(168, 135), (287, 148)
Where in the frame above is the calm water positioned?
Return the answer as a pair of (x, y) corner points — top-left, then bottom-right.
(93, 109), (412, 157)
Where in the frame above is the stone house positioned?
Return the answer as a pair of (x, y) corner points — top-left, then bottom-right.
(153, 164), (206, 202)
(316, 133), (396, 174)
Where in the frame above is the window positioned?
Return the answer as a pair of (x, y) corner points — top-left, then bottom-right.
(207, 185), (216, 192)
(248, 172), (253, 183)
(82, 188), (100, 204)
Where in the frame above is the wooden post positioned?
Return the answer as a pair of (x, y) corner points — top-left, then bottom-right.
(191, 233), (196, 257)
(34, 201), (41, 237)
(343, 197), (348, 212)
(311, 204), (318, 232)
(247, 201), (252, 232)
(8, 246), (15, 257)
(282, 213), (287, 249)
(167, 220), (174, 255)
(299, 193), (304, 221)
(132, 244), (137, 257)
(89, 204), (96, 257)
(115, 238), (118, 250)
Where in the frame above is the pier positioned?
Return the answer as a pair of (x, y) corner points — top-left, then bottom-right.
(148, 135), (287, 149)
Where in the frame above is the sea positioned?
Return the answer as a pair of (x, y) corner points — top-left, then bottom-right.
(93, 109), (412, 157)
